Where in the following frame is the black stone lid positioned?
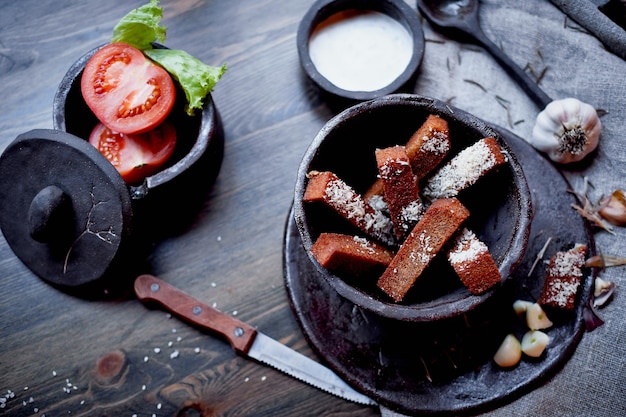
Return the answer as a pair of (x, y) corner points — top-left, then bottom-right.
(0, 129), (133, 287)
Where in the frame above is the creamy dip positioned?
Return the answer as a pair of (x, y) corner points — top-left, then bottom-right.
(308, 9), (414, 92)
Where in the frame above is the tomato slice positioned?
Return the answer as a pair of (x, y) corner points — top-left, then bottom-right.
(81, 42), (176, 135)
(89, 121), (177, 184)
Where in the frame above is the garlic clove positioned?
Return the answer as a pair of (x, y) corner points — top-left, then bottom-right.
(593, 277), (616, 307)
(493, 334), (522, 367)
(598, 190), (626, 226)
(526, 303), (553, 330)
(595, 277), (612, 297)
(530, 98), (602, 164)
(513, 299), (534, 316)
(521, 330), (550, 357)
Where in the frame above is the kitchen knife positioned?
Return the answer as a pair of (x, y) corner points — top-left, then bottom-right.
(133, 274), (378, 406)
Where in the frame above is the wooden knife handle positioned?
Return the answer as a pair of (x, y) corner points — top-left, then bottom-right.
(134, 274), (257, 354)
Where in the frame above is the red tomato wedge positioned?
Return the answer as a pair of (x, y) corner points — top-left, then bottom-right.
(89, 121), (177, 184)
(81, 43), (176, 135)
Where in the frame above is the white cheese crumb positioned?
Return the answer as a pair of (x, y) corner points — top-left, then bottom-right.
(424, 139), (499, 199)
(448, 228), (487, 266)
(420, 130), (450, 155)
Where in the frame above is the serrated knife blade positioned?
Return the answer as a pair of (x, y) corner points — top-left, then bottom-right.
(134, 274), (377, 406)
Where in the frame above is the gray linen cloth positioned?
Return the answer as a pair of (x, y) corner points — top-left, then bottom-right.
(407, 0), (626, 416)
(550, 0), (626, 60)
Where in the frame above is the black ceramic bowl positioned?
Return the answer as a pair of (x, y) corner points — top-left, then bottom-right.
(297, 0), (424, 102)
(53, 44), (224, 239)
(293, 94), (532, 322)
(0, 43), (225, 293)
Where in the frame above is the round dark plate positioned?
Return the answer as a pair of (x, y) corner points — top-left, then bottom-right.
(283, 127), (596, 415)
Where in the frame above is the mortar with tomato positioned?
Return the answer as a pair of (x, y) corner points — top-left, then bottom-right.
(0, 0), (226, 294)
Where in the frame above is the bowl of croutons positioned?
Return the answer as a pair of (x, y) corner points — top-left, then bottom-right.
(293, 94), (532, 321)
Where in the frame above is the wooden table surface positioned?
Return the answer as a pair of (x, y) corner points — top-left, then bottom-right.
(1, 1), (625, 416)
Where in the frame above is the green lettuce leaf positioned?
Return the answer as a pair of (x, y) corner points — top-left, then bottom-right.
(110, 0), (226, 115)
(145, 49), (227, 115)
(111, 0), (166, 50)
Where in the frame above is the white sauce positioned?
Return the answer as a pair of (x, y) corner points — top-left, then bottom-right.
(308, 10), (414, 92)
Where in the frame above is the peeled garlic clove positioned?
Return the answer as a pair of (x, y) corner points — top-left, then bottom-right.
(598, 190), (626, 226)
(530, 98), (601, 164)
(593, 277), (616, 307)
(595, 277), (612, 297)
(494, 334), (522, 367)
(513, 299), (534, 316)
(526, 303), (553, 330)
(521, 330), (550, 357)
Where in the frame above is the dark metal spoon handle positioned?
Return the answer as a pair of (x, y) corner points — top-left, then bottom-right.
(473, 29), (552, 109)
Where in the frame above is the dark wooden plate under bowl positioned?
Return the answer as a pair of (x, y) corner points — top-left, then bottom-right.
(293, 94), (532, 322)
(284, 126), (596, 415)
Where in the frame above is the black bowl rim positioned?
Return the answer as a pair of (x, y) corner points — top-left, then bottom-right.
(293, 93), (533, 322)
(52, 43), (218, 199)
(297, 0), (425, 101)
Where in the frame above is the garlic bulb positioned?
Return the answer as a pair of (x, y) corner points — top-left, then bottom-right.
(531, 98), (602, 164)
